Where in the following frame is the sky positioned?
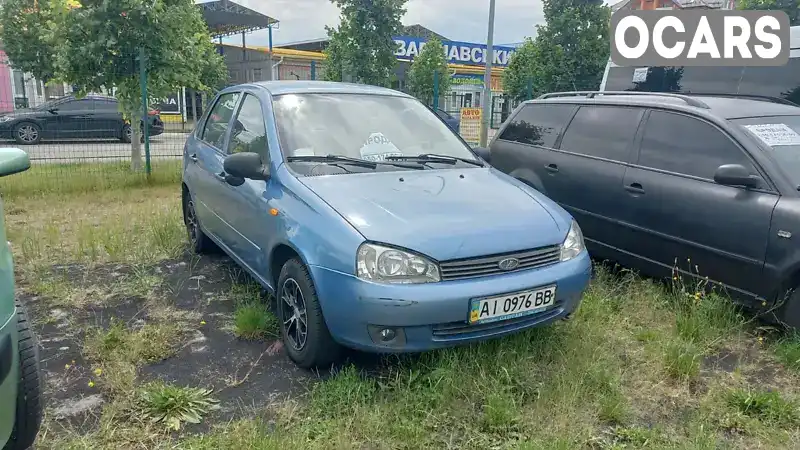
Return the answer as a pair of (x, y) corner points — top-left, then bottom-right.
(211, 0), (616, 48)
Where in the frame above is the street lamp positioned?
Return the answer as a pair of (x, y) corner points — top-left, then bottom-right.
(479, 0), (496, 147)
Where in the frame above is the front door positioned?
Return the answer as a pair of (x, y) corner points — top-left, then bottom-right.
(186, 91), (241, 248)
(620, 110), (777, 301)
(50, 98), (96, 139)
(215, 92), (277, 275)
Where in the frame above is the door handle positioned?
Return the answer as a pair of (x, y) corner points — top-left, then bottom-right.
(215, 171), (226, 180)
(625, 182), (645, 194)
(545, 163), (559, 173)
(189, 153), (198, 163)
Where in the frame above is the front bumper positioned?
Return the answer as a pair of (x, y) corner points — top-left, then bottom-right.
(311, 250), (592, 353)
(0, 310), (18, 447)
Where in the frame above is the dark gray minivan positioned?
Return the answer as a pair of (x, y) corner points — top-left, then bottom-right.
(487, 91), (800, 327)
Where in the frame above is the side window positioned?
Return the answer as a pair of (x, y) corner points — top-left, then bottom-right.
(93, 98), (118, 112)
(226, 94), (268, 158)
(638, 111), (755, 180)
(559, 106), (643, 162)
(498, 104), (574, 148)
(201, 92), (240, 149)
(58, 99), (93, 112)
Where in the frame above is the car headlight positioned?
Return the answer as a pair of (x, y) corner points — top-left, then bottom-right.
(560, 220), (585, 262)
(356, 243), (440, 284)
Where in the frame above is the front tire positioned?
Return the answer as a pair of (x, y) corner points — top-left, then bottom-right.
(182, 191), (214, 254)
(277, 258), (341, 369)
(4, 302), (43, 450)
(13, 123), (40, 145)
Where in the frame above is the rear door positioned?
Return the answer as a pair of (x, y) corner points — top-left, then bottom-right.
(620, 110), (778, 300)
(91, 98), (124, 138)
(552, 105), (645, 259)
(184, 91), (241, 247)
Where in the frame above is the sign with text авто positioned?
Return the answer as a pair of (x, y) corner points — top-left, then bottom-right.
(460, 107), (482, 144)
(394, 36), (516, 67)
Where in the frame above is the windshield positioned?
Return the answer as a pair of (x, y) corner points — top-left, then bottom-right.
(732, 115), (800, 186)
(272, 93), (478, 164)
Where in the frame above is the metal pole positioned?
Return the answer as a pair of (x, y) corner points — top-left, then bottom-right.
(310, 60), (316, 80)
(139, 47), (151, 176)
(479, 0), (496, 147)
(433, 71), (439, 109)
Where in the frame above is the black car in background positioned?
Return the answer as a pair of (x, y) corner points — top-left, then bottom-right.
(0, 94), (164, 145)
(487, 91), (800, 328)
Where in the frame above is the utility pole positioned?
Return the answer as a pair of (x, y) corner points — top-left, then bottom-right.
(479, 0), (496, 147)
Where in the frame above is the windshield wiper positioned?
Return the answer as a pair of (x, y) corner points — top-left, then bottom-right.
(386, 153), (484, 167)
(286, 154), (423, 170)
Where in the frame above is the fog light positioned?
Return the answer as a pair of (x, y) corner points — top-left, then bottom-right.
(367, 325), (406, 347)
(379, 328), (396, 341)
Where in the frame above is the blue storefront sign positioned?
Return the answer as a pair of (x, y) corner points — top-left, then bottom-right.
(393, 36), (516, 67)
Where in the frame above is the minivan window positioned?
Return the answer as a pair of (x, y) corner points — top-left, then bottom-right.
(498, 103), (574, 148)
(638, 111), (755, 180)
(272, 93), (479, 162)
(733, 115), (800, 187)
(558, 106), (643, 162)
(201, 92), (240, 149)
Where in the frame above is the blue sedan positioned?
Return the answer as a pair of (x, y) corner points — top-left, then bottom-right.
(181, 81), (591, 369)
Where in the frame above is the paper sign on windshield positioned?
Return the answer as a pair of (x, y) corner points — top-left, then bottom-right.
(743, 123), (800, 147)
(359, 132), (403, 162)
(632, 67), (648, 83)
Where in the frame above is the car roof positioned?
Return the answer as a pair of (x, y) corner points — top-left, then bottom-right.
(226, 80), (412, 98)
(529, 93), (800, 120)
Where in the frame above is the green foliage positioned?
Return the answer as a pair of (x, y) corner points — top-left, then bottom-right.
(57, 0), (225, 116)
(0, 0), (71, 84)
(324, 0), (407, 86)
(138, 382), (220, 431)
(503, 0), (610, 100)
(407, 38), (451, 104)
(739, 0), (800, 26)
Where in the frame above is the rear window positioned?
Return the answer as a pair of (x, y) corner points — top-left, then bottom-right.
(498, 103), (575, 148)
(733, 115), (800, 187)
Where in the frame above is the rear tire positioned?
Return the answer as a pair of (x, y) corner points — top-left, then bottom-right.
(120, 124), (132, 143)
(276, 258), (341, 369)
(182, 191), (214, 254)
(4, 302), (43, 450)
(777, 286), (800, 330)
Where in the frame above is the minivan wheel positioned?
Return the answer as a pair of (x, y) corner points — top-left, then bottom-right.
(277, 258), (341, 369)
(13, 123), (40, 145)
(182, 192), (213, 254)
(4, 302), (43, 450)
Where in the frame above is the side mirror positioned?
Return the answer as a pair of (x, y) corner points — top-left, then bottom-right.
(0, 148), (30, 177)
(48, 108), (58, 114)
(473, 146), (491, 163)
(713, 164), (759, 188)
(223, 152), (269, 186)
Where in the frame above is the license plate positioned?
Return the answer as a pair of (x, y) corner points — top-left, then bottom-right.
(469, 285), (556, 325)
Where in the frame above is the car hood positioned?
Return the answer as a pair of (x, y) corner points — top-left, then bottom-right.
(299, 168), (570, 261)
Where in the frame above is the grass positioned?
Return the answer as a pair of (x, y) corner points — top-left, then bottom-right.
(7, 168), (800, 449)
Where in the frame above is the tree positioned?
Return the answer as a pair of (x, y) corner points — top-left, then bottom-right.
(502, 38), (537, 101)
(0, 0), (75, 85)
(739, 0), (799, 26)
(407, 38), (451, 105)
(324, 0), (407, 86)
(0, 0), (226, 170)
(503, 0), (610, 100)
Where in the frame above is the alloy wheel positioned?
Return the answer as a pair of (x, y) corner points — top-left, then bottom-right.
(280, 278), (308, 351)
(17, 125), (38, 143)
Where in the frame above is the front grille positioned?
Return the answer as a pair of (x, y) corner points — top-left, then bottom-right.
(439, 245), (561, 281)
